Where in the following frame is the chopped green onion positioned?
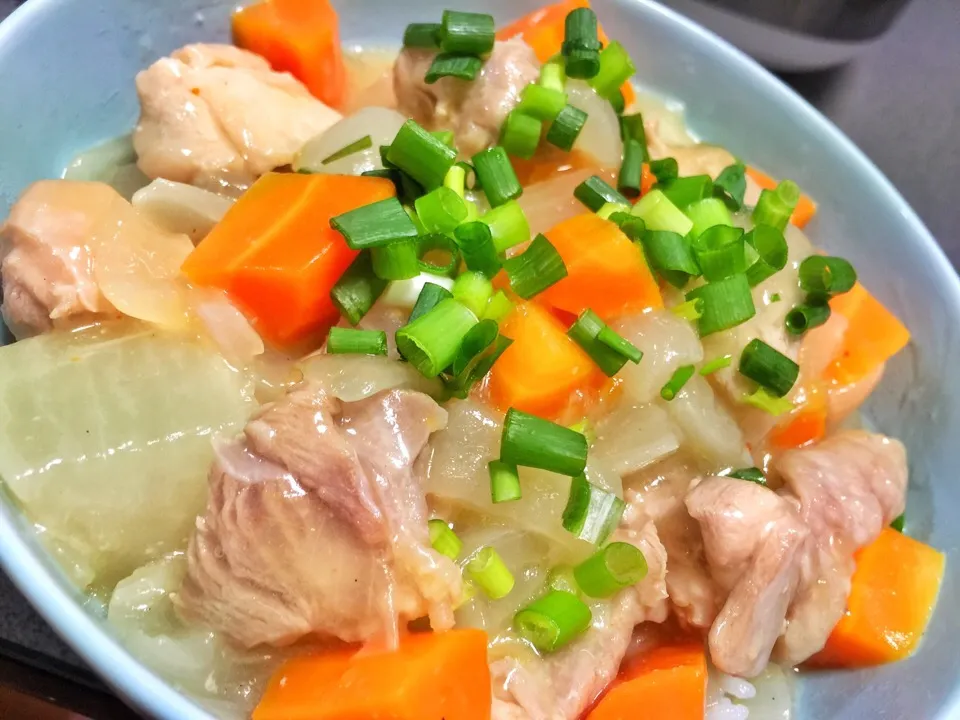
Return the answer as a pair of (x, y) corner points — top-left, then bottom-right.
(770, 292), (782, 302)
(426, 53), (483, 84)
(386, 119), (457, 190)
(500, 109), (542, 160)
(562, 474), (626, 545)
(685, 273), (756, 336)
(326, 327), (387, 356)
(891, 513), (905, 533)
(648, 157), (678, 184)
(567, 419), (596, 444)
(798, 256), (858, 295)
(440, 10), (495, 55)
(590, 41), (635, 98)
(409, 281), (454, 323)
(514, 590), (592, 653)
(785, 299), (832, 336)
(431, 130), (456, 147)
(658, 175), (714, 209)
(597, 202), (631, 220)
(444, 163), (467, 198)
(728, 467), (767, 485)
(489, 460), (522, 503)
(449, 318), (499, 377)
(331, 252), (388, 325)
(546, 565), (580, 595)
(473, 147), (523, 207)
(743, 387), (794, 416)
(452, 271), (494, 317)
(539, 57), (567, 92)
(574, 175), (630, 212)
(713, 162), (747, 210)
(619, 113), (649, 160)
(445, 333), (513, 397)
(417, 233), (460, 277)
(598, 326), (643, 364)
(744, 225), (789, 286)
(752, 180), (800, 232)
(371, 237), (420, 280)
(660, 364), (695, 400)
(568, 309), (631, 376)
(330, 197), (419, 250)
(609, 87), (626, 114)
(739, 338), (799, 397)
(617, 139), (644, 198)
(403, 22), (442, 49)
(519, 83), (568, 121)
(455, 221), (501, 277)
(693, 225), (748, 282)
(613, 214), (646, 241)
(700, 354), (732, 375)
(631, 189), (694, 235)
(562, 8), (602, 79)
(396, 298), (479, 377)
(686, 197), (734, 238)
(457, 160), (481, 190)
(671, 298), (704, 321)
(427, 519), (462, 559)
(574, 542), (647, 598)
(321, 135), (373, 165)
(503, 234), (568, 299)
(501, 408), (588, 477)
(641, 230), (699, 288)
(479, 200), (531, 253)
(479, 295), (511, 326)
(414, 186), (468, 235)
(546, 104), (588, 152)
(467, 547), (515, 599)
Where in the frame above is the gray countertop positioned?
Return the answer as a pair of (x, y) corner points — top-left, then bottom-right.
(0, 0), (957, 708)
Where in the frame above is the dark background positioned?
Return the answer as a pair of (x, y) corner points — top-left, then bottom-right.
(0, 0), (957, 716)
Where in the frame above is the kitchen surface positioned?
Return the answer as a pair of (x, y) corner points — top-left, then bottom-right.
(0, 0), (957, 716)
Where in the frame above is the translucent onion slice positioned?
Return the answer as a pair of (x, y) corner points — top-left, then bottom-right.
(591, 403), (681, 476)
(566, 80), (623, 170)
(132, 179), (235, 243)
(294, 106), (407, 176)
(299, 353), (443, 402)
(192, 289), (265, 365)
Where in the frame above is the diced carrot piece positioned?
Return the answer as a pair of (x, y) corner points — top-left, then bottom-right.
(539, 213), (662, 319)
(824, 283), (911, 386)
(588, 642), (707, 720)
(640, 163), (656, 196)
(808, 529), (945, 668)
(182, 172), (395, 347)
(489, 302), (604, 418)
(621, 81), (636, 109)
(769, 385), (827, 450)
(233, 0), (346, 108)
(745, 167), (818, 228)
(252, 629), (491, 720)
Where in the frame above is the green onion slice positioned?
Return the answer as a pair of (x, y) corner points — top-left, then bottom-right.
(574, 175), (630, 212)
(403, 23), (442, 49)
(395, 298), (479, 377)
(598, 326), (643, 364)
(785, 299), (832, 336)
(467, 546), (515, 599)
(739, 338), (799, 397)
(685, 274), (756, 336)
(619, 113), (649, 160)
(609, 87), (626, 115)
(713, 162), (747, 210)
(617, 138), (645, 198)
(330, 196), (419, 250)
(519, 83), (568, 121)
(326, 327), (387, 356)
(489, 460), (522, 503)
(452, 271), (494, 318)
(445, 333), (513, 398)
(479, 200), (531, 253)
(440, 10), (495, 55)
(671, 299), (704, 322)
(567, 309), (631, 377)
(546, 104), (588, 152)
(700, 354), (732, 375)
(631, 189), (693, 235)
(427, 518), (462, 559)
(686, 197), (734, 239)
(371, 238), (420, 280)
(641, 230), (700, 288)
(539, 57), (567, 92)
(503, 234), (568, 299)
(455, 221), (501, 278)
(562, 8), (602, 79)
(727, 467), (767, 485)
(562, 474), (626, 545)
(331, 251), (388, 325)
(501, 408), (588, 477)
(425, 53), (484, 84)
(473, 147), (523, 207)
(573, 542), (648, 598)
(417, 233), (460, 277)
(321, 135), (373, 165)
(742, 387), (794, 416)
(798, 255), (858, 295)
(658, 174), (714, 209)
(514, 590), (592, 653)
(891, 513), (905, 533)
(752, 180), (800, 232)
(386, 119), (457, 190)
(693, 225), (748, 282)
(589, 41), (636, 98)
(483, 290), (514, 322)
(744, 225), (789, 286)
(444, 163), (467, 198)
(450, 318), (499, 376)
(660, 364), (695, 401)
(415, 186), (468, 234)
(500, 110), (542, 160)
(648, 157), (678, 184)
(409, 281), (453, 323)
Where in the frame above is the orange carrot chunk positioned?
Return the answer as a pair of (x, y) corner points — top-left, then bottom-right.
(587, 642), (707, 720)
(745, 166), (818, 228)
(825, 283), (911, 386)
(808, 529), (945, 668)
(539, 213), (663, 319)
(182, 172), (395, 348)
(252, 629), (491, 720)
(489, 301), (604, 419)
(232, 0), (346, 108)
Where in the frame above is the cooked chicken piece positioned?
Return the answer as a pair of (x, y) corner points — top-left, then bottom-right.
(134, 44), (341, 191)
(687, 477), (809, 677)
(394, 39), (539, 157)
(491, 506), (669, 720)
(774, 430), (907, 664)
(175, 384), (461, 648)
(1, 181), (119, 338)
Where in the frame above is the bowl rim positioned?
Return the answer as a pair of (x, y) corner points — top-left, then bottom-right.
(1, 0), (959, 718)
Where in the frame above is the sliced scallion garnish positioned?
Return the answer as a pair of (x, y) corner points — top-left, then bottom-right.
(700, 354), (732, 375)
(425, 53), (484, 84)
(489, 460), (522, 503)
(455, 221), (501, 278)
(574, 175), (631, 212)
(321, 135), (373, 165)
(414, 186), (468, 235)
(728, 467), (767, 485)
(483, 290), (514, 322)
(395, 298), (479, 377)
(685, 197), (734, 239)
(567, 309), (631, 377)
(403, 22), (442, 49)
(452, 271), (494, 318)
(648, 157), (678, 184)
(739, 338), (799, 397)
(473, 147), (523, 207)
(619, 113), (649, 160)
(386, 119), (457, 190)
(589, 41), (636, 98)
(326, 327), (387, 356)
(713, 162), (747, 210)
(562, 8), (602, 79)
(785, 299), (832, 336)
(798, 255), (857, 295)
(503, 234), (568, 299)
(744, 225), (789, 286)
(500, 109), (542, 160)
(617, 138), (645, 198)
(409, 281), (454, 324)
(331, 251), (388, 325)
(427, 518), (462, 559)
(693, 225), (749, 282)
(514, 590), (592, 653)
(640, 230), (699, 288)
(685, 273), (756, 336)
(574, 542), (647, 598)
(743, 387), (794, 416)
(330, 196), (419, 250)
(501, 408), (588, 477)
(671, 298), (704, 322)
(371, 237), (420, 280)
(658, 174), (714, 209)
(660, 364), (695, 401)
(467, 546), (515, 599)
(631, 189), (693, 235)
(562, 474), (625, 545)
(752, 180), (800, 231)
(417, 233), (460, 277)
(479, 200), (531, 253)
(518, 83), (568, 121)
(546, 104), (588, 152)
(439, 9), (495, 55)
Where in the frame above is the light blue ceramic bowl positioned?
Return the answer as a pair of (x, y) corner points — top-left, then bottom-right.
(0, 0), (958, 718)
